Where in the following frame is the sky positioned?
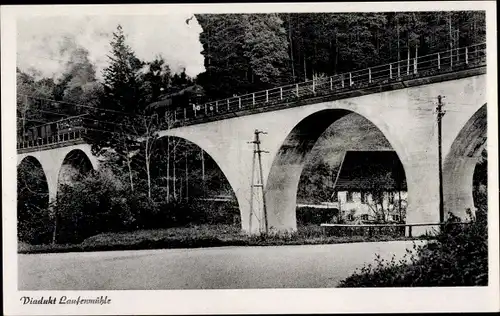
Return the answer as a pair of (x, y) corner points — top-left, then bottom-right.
(16, 14), (206, 81)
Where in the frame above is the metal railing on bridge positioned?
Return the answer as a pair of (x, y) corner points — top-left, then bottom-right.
(17, 128), (86, 151)
(172, 42), (486, 123)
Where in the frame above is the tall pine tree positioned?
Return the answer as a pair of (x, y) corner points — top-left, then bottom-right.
(85, 25), (146, 192)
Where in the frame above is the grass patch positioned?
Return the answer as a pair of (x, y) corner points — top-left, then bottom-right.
(18, 224), (422, 254)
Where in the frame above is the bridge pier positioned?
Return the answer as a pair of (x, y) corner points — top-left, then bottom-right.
(17, 143), (98, 213)
(403, 158), (441, 236)
(443, 156), (480, 220)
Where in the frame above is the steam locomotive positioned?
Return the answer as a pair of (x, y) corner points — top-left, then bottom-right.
(146, 84), (205, 118)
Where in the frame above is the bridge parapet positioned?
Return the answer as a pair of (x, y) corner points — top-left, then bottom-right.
(170, 43), (486, 126)
(17, 129), (86, 154)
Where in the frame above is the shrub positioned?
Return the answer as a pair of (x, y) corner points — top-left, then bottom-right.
(338, 208), (488, 287)
(296, 206), (338, 226)
(50, 168), (241, 244)
(17, 203), (53, 245)
(55, 170), (136, 244)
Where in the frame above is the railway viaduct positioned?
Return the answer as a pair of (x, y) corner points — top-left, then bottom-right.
(17, 50), (488, 235)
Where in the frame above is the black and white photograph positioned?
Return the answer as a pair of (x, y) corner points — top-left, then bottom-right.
(2, 2), (499, 314)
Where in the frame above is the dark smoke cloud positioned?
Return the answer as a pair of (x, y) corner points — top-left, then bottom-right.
(17, 14), (205, 81)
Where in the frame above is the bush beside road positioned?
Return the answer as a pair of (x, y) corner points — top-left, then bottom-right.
(338, 208), (488, 287)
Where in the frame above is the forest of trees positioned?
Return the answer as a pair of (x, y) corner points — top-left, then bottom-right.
(196, 11), (485, 99)
(17, 12), (487, 244)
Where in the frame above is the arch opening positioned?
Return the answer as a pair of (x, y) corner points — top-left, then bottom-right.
(144, 135), (241, 227)
(17, 156), (52, 244)
(57, 149), (94, 192)
(266, 109), (408, 232)
(52, 149), (96, 244)
(443, 104), (487, 220)
(472, 148), (487, 214)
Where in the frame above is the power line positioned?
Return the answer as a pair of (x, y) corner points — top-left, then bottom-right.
(17, 117), (52, 125)
(23, 108), (77, 118)
(18, 108), (160, 132)
(17, 93), (149, 118)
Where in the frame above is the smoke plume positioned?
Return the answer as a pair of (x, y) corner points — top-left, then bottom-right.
(16, 14), (205, 81)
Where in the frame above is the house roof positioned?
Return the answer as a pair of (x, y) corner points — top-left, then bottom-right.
(333, 150), (407, 191)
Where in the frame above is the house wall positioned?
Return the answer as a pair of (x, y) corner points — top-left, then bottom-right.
(336, 190), (408, 222)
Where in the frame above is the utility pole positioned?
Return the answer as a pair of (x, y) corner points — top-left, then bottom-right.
(248, 129), (269, 234)
(437, 95), (446, 223)
(449, 13), (453, 68)
(185, 151), (189, 201)
(201, 148), (205, 197)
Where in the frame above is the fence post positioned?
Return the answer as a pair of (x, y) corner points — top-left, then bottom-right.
(389, 64), (392, 79)
(184, 108), (187, 120)
(312, 78), (315, 94)
(215, 101), (218, 113)
(407, 49), (410, 75)
(330, 77), (333, 90)
(451, 49), (453, 68)
(398, 60), (401, 77)
(465, 47), (468, 64)
(341, 74), (344, 88)
(349, 72), (353, 86)
(238, 97), (242, 109)
(368, 68), (371, 83)
(252, 93), (255, 106)
(438, 53), (441, 69)
(296, 84), (299, 97)
(174, 109), (177, 121)
(266, 90), (269, 102)
(280, 87), (283, 100)
(415, 46), (418, 75)
(408, 225), (412, 238)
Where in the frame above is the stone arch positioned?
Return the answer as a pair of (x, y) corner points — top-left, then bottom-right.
(443, 104), (487, 219)
(17, 155), (49, 205)
(265, 108), (408, 232)
(152, 135), (240, 222)
(57, 149), (95, 194)
(17, 156), (52, 243)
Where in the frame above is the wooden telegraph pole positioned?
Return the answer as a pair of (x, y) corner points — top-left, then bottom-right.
(201, 149), (205, 197)
(437, 95), (446, 223)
